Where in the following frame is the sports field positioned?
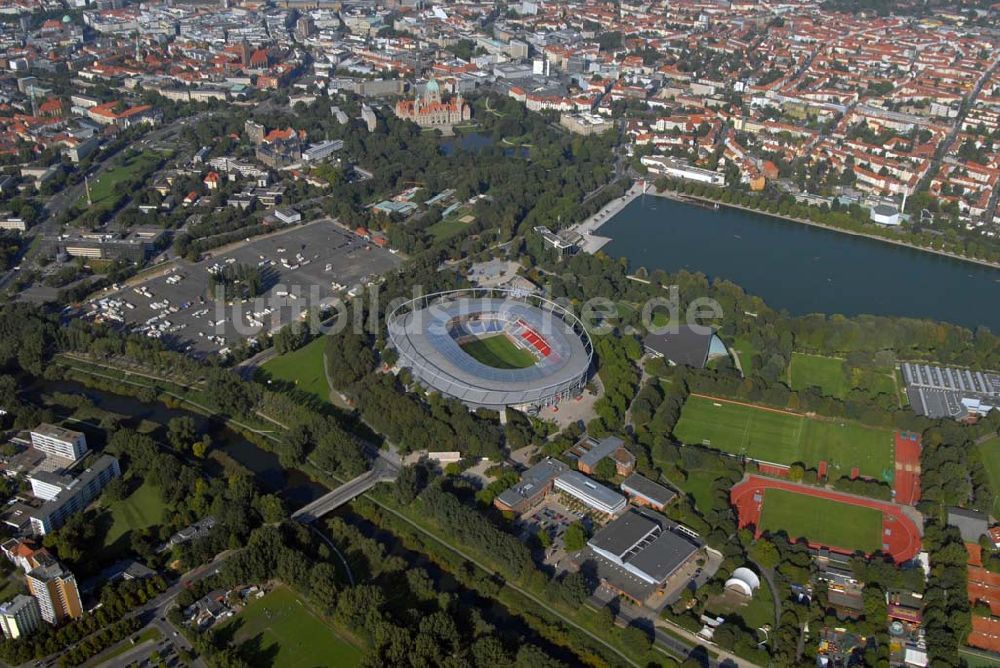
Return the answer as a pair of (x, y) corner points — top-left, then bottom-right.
(461, 334), (536, 369)
(674, 395), (894, 479)
(978, 437), (1000, 517)
(223, 586), (362, 668)
(760, 489), (882, 553)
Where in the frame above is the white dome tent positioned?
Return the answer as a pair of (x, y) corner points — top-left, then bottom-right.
(725, 567), (761, 598)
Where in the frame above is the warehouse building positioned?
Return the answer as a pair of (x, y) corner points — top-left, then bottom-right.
(586, 508), (701, 603)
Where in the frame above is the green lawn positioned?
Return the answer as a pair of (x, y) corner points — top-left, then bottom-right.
(222, 586), (362, 668)
(760, 489), (882, 553)
(677, 470), (723, 513)
(460, 334), (537, 369)
(426, 217), (469, 241)
(706, 574), (775, 629)
(89, 627), (162, 667)
(78, 152), (162, 209)
(103, 480), (166, 548)
(261, 335), (330, 404)
(674, 395), (895, 480)
(978, 437), (1000, 517)
(961, 648), (1000, 667)
(731, 338), (757, 375)
(790, 353), (848, 398)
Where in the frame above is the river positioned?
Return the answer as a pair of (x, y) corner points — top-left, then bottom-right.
(599, 195), (1000, 331)
(26, 379), (329, 506)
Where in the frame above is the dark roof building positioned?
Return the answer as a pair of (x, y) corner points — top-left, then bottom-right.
(947, 507), (989, 543)
(643, 325), (728, 369)
(620, 474), (676, 511)
(585, 508), (700, 602)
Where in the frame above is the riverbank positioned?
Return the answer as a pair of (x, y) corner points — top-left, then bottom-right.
(567, 182), (645, 253)
(648, 189), (1000, 271)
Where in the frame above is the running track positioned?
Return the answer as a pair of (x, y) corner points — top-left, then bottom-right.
(893, 432), (921, 506)
(731, 475), (922, 563)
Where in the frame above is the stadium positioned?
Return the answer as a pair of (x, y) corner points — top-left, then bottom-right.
(387, 288), (593, 410)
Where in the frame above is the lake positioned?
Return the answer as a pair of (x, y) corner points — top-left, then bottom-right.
(599, 195), (1000, 331)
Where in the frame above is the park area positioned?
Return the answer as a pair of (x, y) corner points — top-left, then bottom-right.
(220, 586), (361, 668)
(759, 488), (882, 554)
(260, 335), (330, 404)
(101, 479), (166, 551)
(789, 353), (896, 401)
(460, 334), (536, 369)
(77, 151), (164, 215)
(673, 395), (895, 480)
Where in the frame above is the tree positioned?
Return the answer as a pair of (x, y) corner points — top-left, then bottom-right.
(563, 523), (587, 552)
(102, 477), (128, 504)
(167, 416), (197, 452)
(749, 540), (780, 569)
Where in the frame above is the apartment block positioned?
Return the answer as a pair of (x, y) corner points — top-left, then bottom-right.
(29, 424), (88, 462)
(26, 556), (82, 625)
(0, 595), (42, 639)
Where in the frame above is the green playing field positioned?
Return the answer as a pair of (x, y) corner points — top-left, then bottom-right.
(760, 489), (882, 553)
(460, 334), (537, 369)
(673, 395), (894, 480)
(221, 586), (362, 668)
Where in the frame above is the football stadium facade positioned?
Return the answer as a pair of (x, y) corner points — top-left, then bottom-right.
(387, 289), (593, 410)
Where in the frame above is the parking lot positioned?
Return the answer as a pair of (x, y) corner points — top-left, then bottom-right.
(86, 219), (401, 356)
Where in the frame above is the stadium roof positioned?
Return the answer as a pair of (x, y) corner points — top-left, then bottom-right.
(388, 291), (591, 409)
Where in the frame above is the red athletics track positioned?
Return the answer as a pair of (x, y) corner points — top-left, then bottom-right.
(893, 432), (921, 506)
(731, 475), (922, 564)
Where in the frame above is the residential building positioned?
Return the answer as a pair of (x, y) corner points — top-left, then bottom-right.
(28, 455), (121, 535)
(0, 595), (42, 639)
(29, 424), (87, 461)
(26, 555), (81, 625)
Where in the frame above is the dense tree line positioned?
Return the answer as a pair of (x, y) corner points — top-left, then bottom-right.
(182, 521), (569, 668)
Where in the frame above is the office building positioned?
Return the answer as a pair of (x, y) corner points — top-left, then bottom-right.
(29, 425), (88, 462)
(494, 458), (568, 515)
(26, 555), (82, 625)
(28, 455), (121, 536)
(0, 595), (42, 639)
(553, 471), (627, 515)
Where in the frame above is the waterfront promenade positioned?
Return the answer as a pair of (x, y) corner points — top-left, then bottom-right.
(569, 182), (645, 253)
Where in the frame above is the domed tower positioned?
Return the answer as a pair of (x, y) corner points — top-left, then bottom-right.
(423, 77), (441, 105)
